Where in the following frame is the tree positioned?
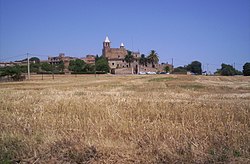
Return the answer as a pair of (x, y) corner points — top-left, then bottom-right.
(95, 54), (100, 62)
(186, 61), (202, 75)
(243, 62), (250, 76)
(147, 50), (159, 68)
(139, 54), (147, 66)
(220, 64), (236, 76)
(41, 62), (53, 72)
(30, 57), (40, 63)
(83, 64), (95, 72)
(164, 66), (170, 73)
(30, 63), (40, 73)
(95, 57), (109, 73)
(0, 65), (24, 80)
(69, 59), (86, 73)
(172, 66), (187, 74)
(216, 63), (242, 76)
(57, 61), (65, 72)
(124, 51), (134, 67)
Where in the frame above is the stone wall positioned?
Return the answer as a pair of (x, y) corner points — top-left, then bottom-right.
(103, 47), (127, 59)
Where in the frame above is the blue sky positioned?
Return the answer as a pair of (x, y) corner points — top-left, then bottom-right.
(0, 0), (250, 72)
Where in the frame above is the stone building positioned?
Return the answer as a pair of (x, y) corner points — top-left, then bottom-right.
(48, 53), (77, 72)
(102, 36), (140, 74)
(81, 55), (95, 64)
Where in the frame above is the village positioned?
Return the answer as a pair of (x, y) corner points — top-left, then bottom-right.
(0, 36), (174, 79)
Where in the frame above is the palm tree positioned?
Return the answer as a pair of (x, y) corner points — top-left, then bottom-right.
(124, 51), (134, 67)
(147, 50), (159, 68)
(139, 54), (147, 66)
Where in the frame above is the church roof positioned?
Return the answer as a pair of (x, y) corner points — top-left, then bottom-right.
(104, 36), (110, 43)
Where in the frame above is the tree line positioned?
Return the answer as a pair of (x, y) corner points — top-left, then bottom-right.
(0, 56), (110, 80)
(69, 56), (109, 74)
(173, 61), (250, 76)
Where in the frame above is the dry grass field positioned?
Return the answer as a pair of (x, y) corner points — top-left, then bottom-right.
(0, 74), (249, 163)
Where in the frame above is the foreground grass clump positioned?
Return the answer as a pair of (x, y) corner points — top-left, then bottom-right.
(0, 74), (249, 163)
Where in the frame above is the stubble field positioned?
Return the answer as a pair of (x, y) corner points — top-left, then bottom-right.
(0, 74), (249, 163)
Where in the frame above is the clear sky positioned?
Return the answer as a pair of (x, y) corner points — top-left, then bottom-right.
(0, 0), (250, 72)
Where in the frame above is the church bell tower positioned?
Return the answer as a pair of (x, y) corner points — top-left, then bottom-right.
(103, 36), (110, 49)
(102, 36), (111, 57)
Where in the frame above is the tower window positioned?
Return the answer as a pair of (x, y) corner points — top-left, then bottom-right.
(112, 63), (114, 65)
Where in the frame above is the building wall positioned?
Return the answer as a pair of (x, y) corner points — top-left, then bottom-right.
(139, 63), (173, 73)
(103, 47), (127, 60)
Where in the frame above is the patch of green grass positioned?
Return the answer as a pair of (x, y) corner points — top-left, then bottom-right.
(148, 77), (175, 82)
(179, 84), (205, 90)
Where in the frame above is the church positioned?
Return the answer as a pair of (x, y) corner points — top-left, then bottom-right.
(102, 36), (172, 74)
(102, 36), (140, 74)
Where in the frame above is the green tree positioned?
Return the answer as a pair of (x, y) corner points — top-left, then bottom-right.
(124, 51), (134, 67)
(95, 57), (109, 73)
(139, 54), (147, 66)
(41, 62), (53, 72)
(0, 65), (23, 80)
(147, 50), (159, 68)
(221, 65), (234, 76)
(173, 66), (187, 74)
(57, 61), (65, 72)
(186, 61), (202, 75)
(217, 63), (242, 76)
(83, 64), (95, 72)
(30, 63), (40, 73)
(30, 57), (40, 63)
(164, 65), (170, 73)
(95, 54), (100, 62)
(69, 59), (86, 73)
(243, 62), (250, 76)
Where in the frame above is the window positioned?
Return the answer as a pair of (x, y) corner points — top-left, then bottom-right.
(118, 55), (120, 58)
(112, 63), (114, 65)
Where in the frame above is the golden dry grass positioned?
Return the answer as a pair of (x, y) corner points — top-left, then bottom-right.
(0, 74), (249, 163)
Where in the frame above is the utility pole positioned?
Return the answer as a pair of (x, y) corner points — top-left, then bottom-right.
(171, 58), (174, 72)
(94, 60), (96, 77)
(131, 63), (134, 74)
(27, 53), (30, 80)
(138, 64), (140, 74)
(206, 63), (209, 75)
